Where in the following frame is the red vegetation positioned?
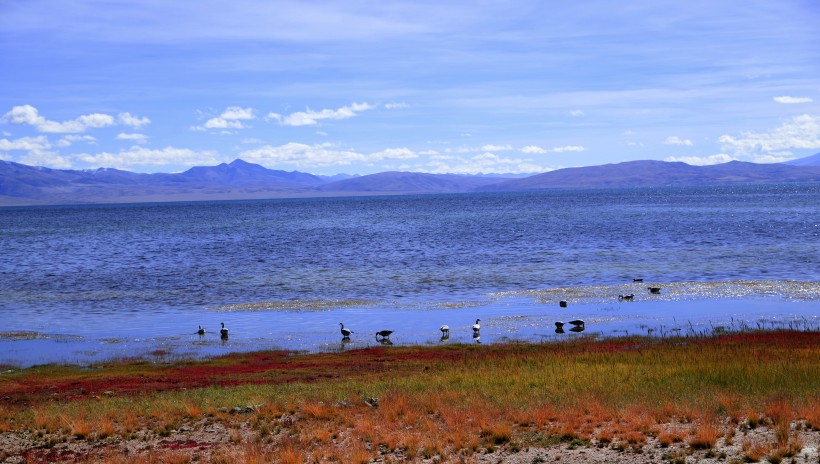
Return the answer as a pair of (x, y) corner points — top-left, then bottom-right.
(2, 331), (817, 406)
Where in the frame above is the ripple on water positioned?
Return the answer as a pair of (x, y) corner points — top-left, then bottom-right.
(494, 280), (820, 304)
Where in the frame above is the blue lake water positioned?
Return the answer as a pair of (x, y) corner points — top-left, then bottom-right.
(1, 184), (819, 366)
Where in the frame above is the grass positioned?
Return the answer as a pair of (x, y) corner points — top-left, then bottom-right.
(0, 330), (818, 462)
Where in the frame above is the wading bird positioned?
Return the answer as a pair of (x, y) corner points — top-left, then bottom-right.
(569, 319), (584, 327)
(197, 325), (205, 335)
(440, 325), (450, 336)
(375, 330), (393, 340)
(220, 322), (229, 339)
(340, 323), (353, 338)
(472, 319), (481, 334)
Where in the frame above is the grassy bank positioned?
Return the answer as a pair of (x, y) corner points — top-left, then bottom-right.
(1, 330), (819, 463)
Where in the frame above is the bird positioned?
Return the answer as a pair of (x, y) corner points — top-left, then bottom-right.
(340, 323), (353, 338)
(618, 294), (635, 302)
(440, 325), (450, 336)
(555, 321), (565, 329)
(197, 325), (205, 335)
(375, 330), (393, 340)
(648, 287), (661, 294)
(220, 322), (229, 339)
(559, 300), (568, 308)
(472, 319), (481, 334)
(633, 278), (644, 282)
(569, 319), (585, 327)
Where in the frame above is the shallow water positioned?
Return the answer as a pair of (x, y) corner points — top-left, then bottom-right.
(1, 185), (819, 366)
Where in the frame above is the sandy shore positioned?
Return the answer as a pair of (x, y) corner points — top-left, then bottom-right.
(2, 415), (818, 463)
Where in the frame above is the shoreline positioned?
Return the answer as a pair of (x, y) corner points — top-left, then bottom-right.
(2, 288), (819, 368)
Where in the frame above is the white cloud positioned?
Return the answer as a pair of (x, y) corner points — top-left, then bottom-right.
(664, 154), (736, 165)
(115, 133), (148, 144)
(773, 96), (813, 104)
(57, 135), (96, 147)
(481, 144), (512, 152)
(385, 102), (409, 109)
(193, 106), (256, 131)
(240, 142), (367, 167)
(423, 152), (545, 175)
(76, 146), (221, 169)
(550, 145), (585, 153)
(719, 114), (820, 156)
(280, 102), (376, 126)
(0, 136), (51, 151)
(664, 136), (693, 146)
(239, 143), (421, 167)
(20, 151), (73, 169)
(521, 145), (547, 154)
(118, 112), (151, 128)
(369, 147), (417, 161)
(1, 105), (121, 133)
(265, 112), (282, 122)
(570, 110), (585, 116)
(519, 145), (585, 154)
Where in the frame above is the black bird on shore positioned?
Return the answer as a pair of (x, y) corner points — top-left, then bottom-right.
(197, 325), (205, 335)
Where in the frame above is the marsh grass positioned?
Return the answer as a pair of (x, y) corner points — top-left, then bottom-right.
(1, 330), (818, 461)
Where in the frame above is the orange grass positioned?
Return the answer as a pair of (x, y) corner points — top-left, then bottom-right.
(0, 330), (818, 462)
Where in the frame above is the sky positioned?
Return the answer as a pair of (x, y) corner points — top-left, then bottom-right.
(1, 0), (820, 175)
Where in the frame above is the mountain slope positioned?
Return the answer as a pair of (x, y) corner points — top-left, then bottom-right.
(3, 158), (820, 206)
(479, 160), (820, 191)
(783, 152), (820, 166)
(177, 159), (326, 186)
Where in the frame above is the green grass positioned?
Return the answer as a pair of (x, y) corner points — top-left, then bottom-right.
(1, 330), (818, 462)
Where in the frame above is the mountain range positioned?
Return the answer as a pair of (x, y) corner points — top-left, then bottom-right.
(2, 154), (819, 206)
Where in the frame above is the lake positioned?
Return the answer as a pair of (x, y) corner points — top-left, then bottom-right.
(1, 184), (818, 366)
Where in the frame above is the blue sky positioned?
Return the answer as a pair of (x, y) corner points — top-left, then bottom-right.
(1, 0), (819, 175)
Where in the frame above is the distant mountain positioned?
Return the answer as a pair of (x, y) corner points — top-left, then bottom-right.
(479, 160), (820, 191)
(177, 159), (326, 186)
(0, 159), (328, 205)
(318, 171), (504, 194)
(3, 158), (820, 206)
(783, 152), (820, 166)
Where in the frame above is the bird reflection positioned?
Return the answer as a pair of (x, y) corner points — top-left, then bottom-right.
(473, 332), (481, 344)
(378, 337), (394, 346)
(555, 327), (565, 334)
(440, 333), (450, 342)
(569, 326), (585, 333)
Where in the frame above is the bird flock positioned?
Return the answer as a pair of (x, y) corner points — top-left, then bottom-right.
(198, 285), (661, 343)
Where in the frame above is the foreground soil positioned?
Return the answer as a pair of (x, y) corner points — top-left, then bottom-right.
(1, 331), (819, 463)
